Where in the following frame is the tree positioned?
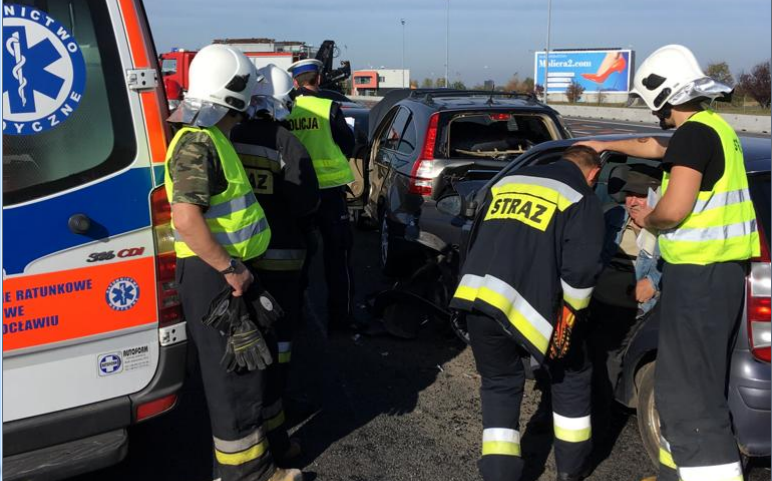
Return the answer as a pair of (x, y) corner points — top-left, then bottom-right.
(565, 81), (585, 103)
(738, 60), (771, 108)
(410, 79), (419, 89)
(435, 77), (447, 88)
(522, 77), (535, 92)
(451, 80), (467, 90)
(705, 61), (735, 86)
(421, 78), (434, 88)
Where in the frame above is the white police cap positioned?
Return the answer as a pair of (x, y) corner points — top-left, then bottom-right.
(288, 59), (323, 78)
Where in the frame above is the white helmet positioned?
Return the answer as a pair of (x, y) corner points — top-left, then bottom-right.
(631, 44), (732, 111)
(168, 44), (258, 127)
(250, 64), (295, 120)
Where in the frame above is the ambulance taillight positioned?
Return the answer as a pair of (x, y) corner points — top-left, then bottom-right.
(151, 186), (182, 327)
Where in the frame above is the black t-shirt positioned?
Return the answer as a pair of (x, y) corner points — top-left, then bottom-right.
(662, 121), (725, 191)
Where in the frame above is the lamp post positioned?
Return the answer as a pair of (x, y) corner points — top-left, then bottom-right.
(401, 19), (406, 88)
(544, 0), (552, 105)
(445, 0), (450, 88)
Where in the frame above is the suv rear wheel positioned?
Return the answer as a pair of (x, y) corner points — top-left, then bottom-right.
(636, 361), (661, 467)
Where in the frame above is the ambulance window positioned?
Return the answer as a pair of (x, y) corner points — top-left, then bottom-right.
(2, 0), (136, 206)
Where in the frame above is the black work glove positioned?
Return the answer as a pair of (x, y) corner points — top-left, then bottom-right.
(202, 286), (234, 333)
(220, 297), (273, 373)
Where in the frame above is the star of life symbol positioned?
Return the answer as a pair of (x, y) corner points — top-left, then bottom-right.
(106, 277), (141, 312)
(2, 4), (86, 136)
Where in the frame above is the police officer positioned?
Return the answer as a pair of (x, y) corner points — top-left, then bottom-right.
(286, 59), (357, 331)
(231, 65), (320, 459)
(578, 45), (758, 481)
(450, 146), (605, 481)
(165, 44), (302, 481)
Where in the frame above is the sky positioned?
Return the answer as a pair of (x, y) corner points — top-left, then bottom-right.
(145, 0), (772, 87)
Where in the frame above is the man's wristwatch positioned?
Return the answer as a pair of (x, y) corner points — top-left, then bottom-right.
(219, 258), (239, 275)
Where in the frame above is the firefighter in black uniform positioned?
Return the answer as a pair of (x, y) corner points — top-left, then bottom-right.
(166, 45), (302, 481)
(450, 146), (606, 481)
(286, 59), (358, 331)
(231, 65), (320, 463)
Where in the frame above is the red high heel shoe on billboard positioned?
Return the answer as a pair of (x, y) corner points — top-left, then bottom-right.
(582, 56), (627, 84)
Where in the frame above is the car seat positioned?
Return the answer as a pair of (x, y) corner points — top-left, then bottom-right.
(607, 163), (632, 204)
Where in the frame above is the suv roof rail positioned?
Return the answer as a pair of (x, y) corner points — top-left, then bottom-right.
(408, 89), (538, 104)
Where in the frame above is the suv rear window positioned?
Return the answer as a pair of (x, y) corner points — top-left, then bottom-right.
(445, 112), (556, 160)
(3, 0), (136, 206)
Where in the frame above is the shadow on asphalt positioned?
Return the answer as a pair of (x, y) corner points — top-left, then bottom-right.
(284, 229), (467, 471)
(71, 229), (466, 481)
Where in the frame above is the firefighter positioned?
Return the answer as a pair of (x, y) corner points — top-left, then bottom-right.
(286, 59), (358, 331)
(231, 65), (320, 460)
(578, 45), (758, 481)
(165, 44), (302, 481)
(450, 145), (606, 481)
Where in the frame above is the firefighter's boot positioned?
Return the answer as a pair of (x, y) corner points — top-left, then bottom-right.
(267, 468), (303, 481)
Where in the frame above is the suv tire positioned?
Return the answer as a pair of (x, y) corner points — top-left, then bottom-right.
(636, 361), (661, 467)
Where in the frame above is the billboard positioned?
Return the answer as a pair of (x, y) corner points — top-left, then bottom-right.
(534, 49), (632, 94)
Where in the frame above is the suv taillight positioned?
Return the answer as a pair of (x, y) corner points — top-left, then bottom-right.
(408, 113), (439, 196)
(151, 187), (182, 328)
(748, 225), (771, 363)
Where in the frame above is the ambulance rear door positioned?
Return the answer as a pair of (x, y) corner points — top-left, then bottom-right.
(2, 0), (168, 423)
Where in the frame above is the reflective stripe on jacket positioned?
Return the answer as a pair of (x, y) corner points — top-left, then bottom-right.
(450, 160), (605, 362)
(164, 126), (271, 260)
(231, 118), (321, 272)
(659, 110), (759, 265)
(286, 95), (354, 189)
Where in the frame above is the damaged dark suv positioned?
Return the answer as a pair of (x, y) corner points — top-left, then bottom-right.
(363, 89), (572, 275)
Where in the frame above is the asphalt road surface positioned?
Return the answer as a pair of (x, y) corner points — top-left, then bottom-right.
(73, 227), (770, 481)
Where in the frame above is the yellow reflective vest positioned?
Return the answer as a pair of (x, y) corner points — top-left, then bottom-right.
(659, 110), (760, 265)
(286, 95), (354, 189)
(164, 126), (271, 261)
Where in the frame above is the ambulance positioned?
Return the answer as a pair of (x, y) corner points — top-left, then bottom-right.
(2, 1), (186, 479)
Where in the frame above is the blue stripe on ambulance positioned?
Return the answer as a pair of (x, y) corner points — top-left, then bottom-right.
(3, 168), (153, 275)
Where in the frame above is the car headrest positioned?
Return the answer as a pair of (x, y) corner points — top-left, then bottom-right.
(607, 164), (631, 203)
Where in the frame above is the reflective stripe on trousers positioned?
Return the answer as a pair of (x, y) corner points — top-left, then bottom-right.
(253, 249), (306, 271)
(213, 428), (269, 466)
(278, 341), (292, 364)
(659, 435), (677, 470)
(553, 412), (591, 443)
(454, 273), (553, 354)
(263, 399), (286, 432)
(659, 435), (743, 481)
(482, 428), (521, 457)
